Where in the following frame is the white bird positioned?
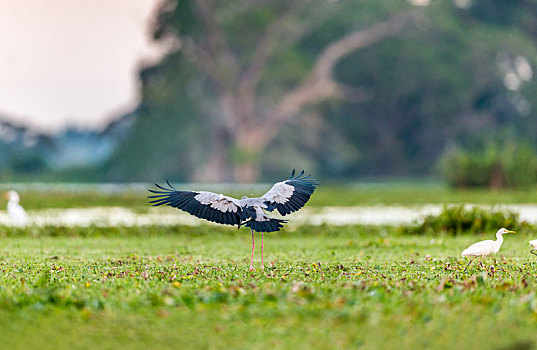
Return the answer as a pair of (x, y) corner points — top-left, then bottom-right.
(5, 190), (28, 226)
(529, 240), (537, 257)
(461, 228), (515, 272)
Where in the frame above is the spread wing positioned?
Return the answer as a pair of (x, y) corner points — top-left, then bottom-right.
(260, 170), (319, 216)
(148, 182), (246, 226)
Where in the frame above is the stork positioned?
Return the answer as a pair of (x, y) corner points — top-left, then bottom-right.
(149, 170), (319, 270)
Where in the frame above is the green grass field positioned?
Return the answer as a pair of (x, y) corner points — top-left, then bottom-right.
(0, 225), (536, 349)
(7, 182), (537, 210)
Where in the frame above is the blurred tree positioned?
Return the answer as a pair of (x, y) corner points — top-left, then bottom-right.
(105, 54), (209, 182)
(311, 1), (537, 179)
(108, 0), (537, 184)
(8, 152), (48, 175)
(112, 0), (418, 182)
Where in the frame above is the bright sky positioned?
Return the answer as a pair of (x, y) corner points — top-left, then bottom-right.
(0, 0), (165, 132)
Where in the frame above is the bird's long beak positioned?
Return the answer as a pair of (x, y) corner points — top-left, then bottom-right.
(506, 230), (516, 234)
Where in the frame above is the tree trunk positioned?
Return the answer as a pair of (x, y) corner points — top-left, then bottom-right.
(194, 91), (237, 182)
(231, 123), (274, 183)
(193, 126), (234, 182)
(489, 163), (507, 189)
(183, 7), (416, 183)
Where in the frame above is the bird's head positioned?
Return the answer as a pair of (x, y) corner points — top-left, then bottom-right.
(498, 228), (516, 235)
(4, 190), (20, 203)
(241, 196), (248, 200)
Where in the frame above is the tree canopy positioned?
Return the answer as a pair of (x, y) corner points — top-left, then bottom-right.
(107, 0), (537, 183)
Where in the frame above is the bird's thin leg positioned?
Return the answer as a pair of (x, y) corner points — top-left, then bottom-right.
(261, 232), (264, 270)
(530, 250), (537, 257)
(249, 229), (255, 271)
(463, 257), (477, 272)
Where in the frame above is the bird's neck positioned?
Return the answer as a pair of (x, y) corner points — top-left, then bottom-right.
(495, 233), (504, 247)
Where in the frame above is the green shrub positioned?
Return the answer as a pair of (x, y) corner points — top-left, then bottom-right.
(438, 142), (537, 188)
(502, 143), (537, 187)
(400, 205), (521, 235)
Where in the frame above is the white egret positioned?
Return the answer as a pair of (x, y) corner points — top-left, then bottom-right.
(529, 240), (537, 257)
(461, 228), (515, 272)
(5, 190), (28, 226)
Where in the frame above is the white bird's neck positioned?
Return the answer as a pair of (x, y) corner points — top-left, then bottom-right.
(494, 232), (504, 250)
(8, 192), (20, 204)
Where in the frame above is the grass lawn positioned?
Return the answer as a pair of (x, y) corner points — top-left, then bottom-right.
(0, 225), (535, 349)
(5, 182), (537, 211)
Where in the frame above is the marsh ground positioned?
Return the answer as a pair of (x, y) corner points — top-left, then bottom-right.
(0, 225), (535, 349)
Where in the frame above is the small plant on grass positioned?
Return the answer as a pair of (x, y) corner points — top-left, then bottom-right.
(401, 205), (521, 235)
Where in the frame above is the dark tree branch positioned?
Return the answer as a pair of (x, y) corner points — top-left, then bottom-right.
(237, 2), (340, 99)
(271, 10), (418, 125)
(181, 38), (225, 92)
(195, 0), (240, 87)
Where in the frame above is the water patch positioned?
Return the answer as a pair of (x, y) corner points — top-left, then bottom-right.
(0, 204), (535, 227)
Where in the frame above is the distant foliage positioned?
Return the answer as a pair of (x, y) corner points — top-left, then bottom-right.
(8, 152), (49, 175)
(438, 142), (537, 188)
(108, 0), (537, 182)
(401, 205), (521, 235)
